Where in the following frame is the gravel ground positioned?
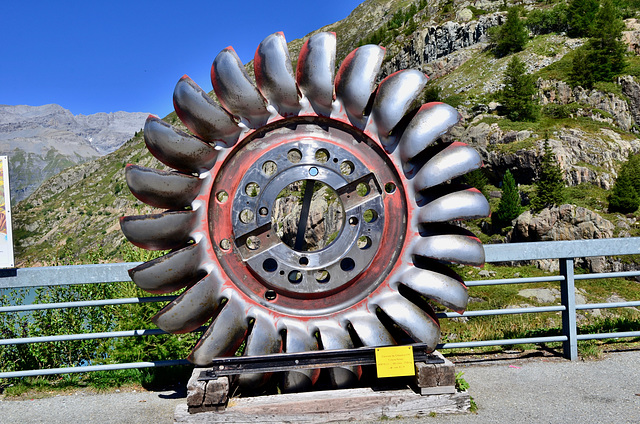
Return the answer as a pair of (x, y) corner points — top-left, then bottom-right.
(2, 350), (639, 423)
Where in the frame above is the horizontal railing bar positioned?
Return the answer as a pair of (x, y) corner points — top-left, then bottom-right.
(437, 305), (565, 319)
(0, 329), (169, 345)
(1, 326), (207, 345)
(0, 295), (177, 313)
(483, 237), (640, 262)
(0, 262), (142, 289)
(438, 336), (568, 349)
(574, 270), (640, 280)
(576, 301), (640, 310)
(0, 359), (192, 379)
(465, 275), (564, 286)
(576, 331), (640, 340)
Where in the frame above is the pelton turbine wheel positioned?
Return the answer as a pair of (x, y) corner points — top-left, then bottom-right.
(121, 32), (489, 392)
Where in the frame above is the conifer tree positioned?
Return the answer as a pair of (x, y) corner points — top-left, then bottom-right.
(569, 0), (626, 88)
(494, 170), (522, 227)
(494, 7), (529, 57)
(609, 153), (640, 213)
(500, 56), (539, 122)
(587, 0), (626, 83)
(608, 170), (639, 213)
(567, 0), (599, 37)
(463, 168), (489, 199)
(531, 139), (565, 211)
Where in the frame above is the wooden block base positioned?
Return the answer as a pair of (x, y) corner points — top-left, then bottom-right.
(175, 385), (469, 423)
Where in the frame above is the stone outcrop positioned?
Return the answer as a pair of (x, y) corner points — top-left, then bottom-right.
(508, 205), (640, 274)
(619, 75), (640, 127)
(537, 79), (634, 131)
(509, 205), (615, 242)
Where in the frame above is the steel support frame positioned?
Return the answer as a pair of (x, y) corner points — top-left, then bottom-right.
(197, 344), (443, 381)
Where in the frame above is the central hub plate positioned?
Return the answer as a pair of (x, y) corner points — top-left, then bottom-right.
(231, 138), (385, 297)
(209, 120), (407, 313)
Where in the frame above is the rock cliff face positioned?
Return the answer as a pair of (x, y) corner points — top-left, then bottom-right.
(381, 14), (504, 78)
(0, 104), (147, 203)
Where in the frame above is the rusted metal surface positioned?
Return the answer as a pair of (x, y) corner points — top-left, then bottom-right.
(121, 31), (489, 392)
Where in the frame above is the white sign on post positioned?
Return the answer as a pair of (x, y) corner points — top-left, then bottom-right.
(0, 156), (14, 268)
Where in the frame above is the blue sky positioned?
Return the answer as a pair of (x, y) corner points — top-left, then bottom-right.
(1, 0), (363, 117)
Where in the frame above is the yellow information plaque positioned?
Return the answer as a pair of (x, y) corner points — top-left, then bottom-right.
(375, 345), (415, 378)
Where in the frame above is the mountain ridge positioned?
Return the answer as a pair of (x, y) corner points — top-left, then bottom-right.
(0, 104), (148, 203)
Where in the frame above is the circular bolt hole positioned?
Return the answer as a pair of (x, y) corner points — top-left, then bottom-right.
(246, 236), (260, 250)
(315, 270), (330, 283)
(279, 270), (285, 276)
(363, 209), (378, 223)
(245, 182), (260, 197)
(315, 149), (330, 163)
(219, 239), (231, 251)
(385, 182), (396, 193)
(262, 161), (277, 176)
(340, 160), (354, 175)
(299, 257), (309, 266)
(240, 209), (254, 224)
(216, 191), (229, 203)
(356, 182), (370, 197)
(259, 207), (269, 216)
(340, 258), (355, 272)
(349, 217), (358, 226)
(288, 270), (303, 284)
(309, 167), (318, 176)
(287, 149), (302, 163)
(265, 290), (277, 301)
(263, 258), (278, 272)
(357, 236), (372, 249)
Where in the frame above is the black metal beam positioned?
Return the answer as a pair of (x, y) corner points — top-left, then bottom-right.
(199, 344), (443, 380)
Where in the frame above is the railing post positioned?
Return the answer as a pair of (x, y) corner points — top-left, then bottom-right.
(559, 258), (578, 360)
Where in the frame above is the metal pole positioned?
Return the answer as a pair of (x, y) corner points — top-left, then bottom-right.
(560, 258), (578, 360)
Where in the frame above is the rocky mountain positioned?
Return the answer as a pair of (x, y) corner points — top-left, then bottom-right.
(0, 104), (147, 203)
(9, 0), (640, 267)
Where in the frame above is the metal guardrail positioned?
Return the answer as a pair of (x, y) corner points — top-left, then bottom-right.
(1, 238), (639, 379)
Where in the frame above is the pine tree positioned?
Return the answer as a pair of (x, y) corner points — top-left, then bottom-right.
(494, 170), (522, 227)
(587, 0), (626, 83)
(569, 0), (626, 88)
(531, 139), (565, 211)
(500, 56), (539, 122)
(567, 0), (599, 37)
(463, 169), (489, 198)
(609, 171), (639, 213)
(494, 7), (529, 57)
(609, 153), (640, 213)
